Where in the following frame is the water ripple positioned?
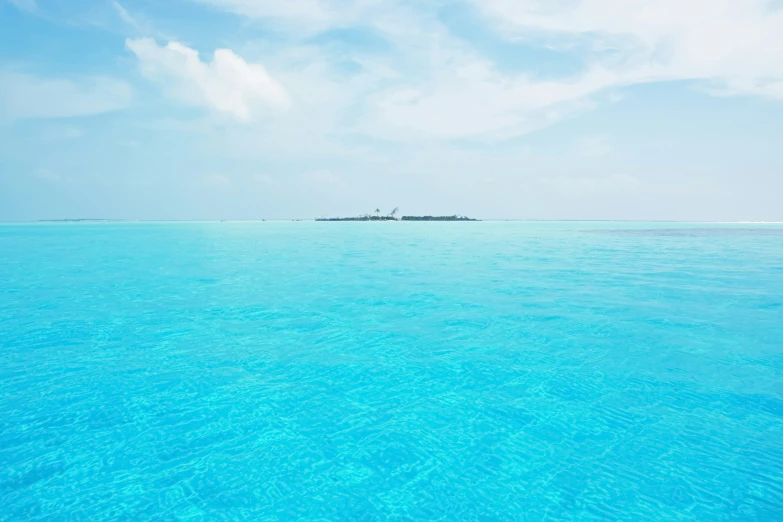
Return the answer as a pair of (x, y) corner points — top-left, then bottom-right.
(1, 221), (782, 520)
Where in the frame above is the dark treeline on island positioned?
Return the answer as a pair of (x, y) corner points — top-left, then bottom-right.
(316, 208), (478, 222)
(400, 215), (477, 221)
(316, 216), (398, 221)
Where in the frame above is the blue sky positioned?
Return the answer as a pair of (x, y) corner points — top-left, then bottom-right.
(1, 0), (783, 221)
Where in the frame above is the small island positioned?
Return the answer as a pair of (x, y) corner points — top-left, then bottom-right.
(316, 208), (478, 222)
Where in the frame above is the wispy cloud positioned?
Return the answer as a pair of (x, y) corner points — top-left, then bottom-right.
(8, 0), (37, 13)
(304, 169), (346, 188)
(540, 173), (641, 196)
(37, 124), (85, 140)
(192, 0), (366, 31)
(365, 61), (616, 141)
(201, 172), (232, 189)
(126, 38), (291, 121)
(473, 0), (783, 100)
(575, 135), (612, 158)
(111, 0), (138, 29)
(34, 168), (72, 183)
(0, 71), (132, 122)
(184, 0), (783, 141)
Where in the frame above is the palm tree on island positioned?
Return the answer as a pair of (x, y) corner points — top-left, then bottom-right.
(375, 208), (381, 219)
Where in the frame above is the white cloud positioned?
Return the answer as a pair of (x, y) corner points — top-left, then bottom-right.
(363, 0), (783, 140)
(186, 1), (623, 141)
(473, 0), (783, 99)
(173, 0), (783, 142)
(126, 38), (291, 121)
(367, 59), (618, 140)
(0, 71), (132, 122)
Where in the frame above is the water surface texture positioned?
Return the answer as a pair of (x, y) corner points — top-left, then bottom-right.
(1, 222), (782, 520)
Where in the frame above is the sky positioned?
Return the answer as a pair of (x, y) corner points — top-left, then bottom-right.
(1, 0), (783, 221)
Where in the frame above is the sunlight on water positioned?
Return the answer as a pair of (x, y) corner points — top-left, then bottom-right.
(1, 221), (782, 520)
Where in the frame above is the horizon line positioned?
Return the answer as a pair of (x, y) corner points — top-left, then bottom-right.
(2, 219), (783, 225)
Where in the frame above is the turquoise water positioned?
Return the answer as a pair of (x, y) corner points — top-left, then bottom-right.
(1, 221), (782, 520)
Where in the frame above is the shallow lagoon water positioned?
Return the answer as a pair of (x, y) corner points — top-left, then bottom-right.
(1, 221), (782, 520)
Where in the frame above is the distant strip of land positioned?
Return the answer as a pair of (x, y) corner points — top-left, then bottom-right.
(316, 216), (397, 221)
(37, 219), (115, 223)
(400, 215), (478, 221)
(316, 215), (478, 222)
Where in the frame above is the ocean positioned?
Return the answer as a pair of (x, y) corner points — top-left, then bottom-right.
(1, 221), (782, 520)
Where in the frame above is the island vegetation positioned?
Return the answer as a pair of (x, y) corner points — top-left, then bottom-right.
(316, 208), (478, 221)
(400, 215), (477, 221)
